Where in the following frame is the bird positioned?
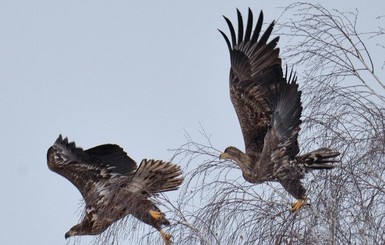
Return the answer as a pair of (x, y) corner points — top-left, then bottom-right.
(47, 135), (184, 244)
(218, 8), (340, 212)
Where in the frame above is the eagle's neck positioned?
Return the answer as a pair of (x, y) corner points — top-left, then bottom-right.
(232, 152), (252, 173)
(232, 153), (260, 183)
(242, 154), (274, 183)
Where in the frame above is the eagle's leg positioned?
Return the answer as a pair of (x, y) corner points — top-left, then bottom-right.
(160, 230), (172, 245)
(290, 196), (308, 212)
(149, 210), (164, 220)
(149, 210), (172, 244)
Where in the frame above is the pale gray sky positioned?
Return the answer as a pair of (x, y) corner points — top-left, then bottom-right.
(1, 1), (384, 244)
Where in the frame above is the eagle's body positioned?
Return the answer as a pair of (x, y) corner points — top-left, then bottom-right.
(47, 135), (183, 244)
(219, 9), (340, 211)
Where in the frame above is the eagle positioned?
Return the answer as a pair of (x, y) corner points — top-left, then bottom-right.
(218, 9), (340, 212)
(47, 135), (183, 244)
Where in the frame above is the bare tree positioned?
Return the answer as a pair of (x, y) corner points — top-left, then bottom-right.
(70, 3), (385, 245)
(153, 3), (385, 245)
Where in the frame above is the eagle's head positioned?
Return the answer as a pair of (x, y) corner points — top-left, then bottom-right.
(64, 222), (94, 239)
(64, 228), (77, 239)
(220, 147), (250, 169)
(220, 146), (258, 182)
(64, 216), (110, 239)
(64, 223), (91, 239)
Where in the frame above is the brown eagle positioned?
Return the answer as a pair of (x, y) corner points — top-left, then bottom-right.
(218, 9), (340, 212)
(47, 135), (183, 244)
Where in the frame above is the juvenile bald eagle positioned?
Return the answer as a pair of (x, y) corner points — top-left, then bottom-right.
(47, 135), (183, 244)
(218, 9), (340, 212)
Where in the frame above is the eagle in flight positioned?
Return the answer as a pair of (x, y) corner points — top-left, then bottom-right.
(47, 135), (183, 244)
(218, 9), (340, 212)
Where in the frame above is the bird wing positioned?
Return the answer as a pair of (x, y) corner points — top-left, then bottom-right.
(47, 135), (137, 200)
(260, 71), (304, 198)
(219, 9), (283, 156)
(84, 143), (137, 175)
(268, 71), (302, 162)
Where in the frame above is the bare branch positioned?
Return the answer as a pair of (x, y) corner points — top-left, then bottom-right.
(150, 3), (385, 245)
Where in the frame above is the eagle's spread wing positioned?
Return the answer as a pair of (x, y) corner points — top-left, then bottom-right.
(47, 135), (137, 199)
(219, 9), (283, 155)
(263, 71), (304, 199)
(269, 71), (302, 161)
(84, 144), (137, 175)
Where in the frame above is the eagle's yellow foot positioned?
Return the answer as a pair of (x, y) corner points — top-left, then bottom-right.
(149, 210), (164, 220)
(160, 230), (172, 245)
(290, 197), (308, 212)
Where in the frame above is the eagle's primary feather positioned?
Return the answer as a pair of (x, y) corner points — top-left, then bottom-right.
(219, 9), (340, 212)
(47, 135), (183, 244)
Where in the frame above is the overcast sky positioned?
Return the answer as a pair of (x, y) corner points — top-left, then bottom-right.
(1, 1), (384, 244)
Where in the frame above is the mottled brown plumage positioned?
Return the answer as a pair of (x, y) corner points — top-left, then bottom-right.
(47, 135), (183, 244)
(219, 9), (340, 211)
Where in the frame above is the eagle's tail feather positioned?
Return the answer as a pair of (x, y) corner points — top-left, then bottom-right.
(132, 159), (184, 194)
(297, 147), (340, 170)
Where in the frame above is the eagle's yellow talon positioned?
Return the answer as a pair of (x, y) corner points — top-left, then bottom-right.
(290, 198), (308, 212)
(149, 210), (164, 220)
(160, 230), (172, 245)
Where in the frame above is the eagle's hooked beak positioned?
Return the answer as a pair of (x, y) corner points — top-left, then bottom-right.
(65, 230), (74, 239)
(219, 152), (230, 160)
